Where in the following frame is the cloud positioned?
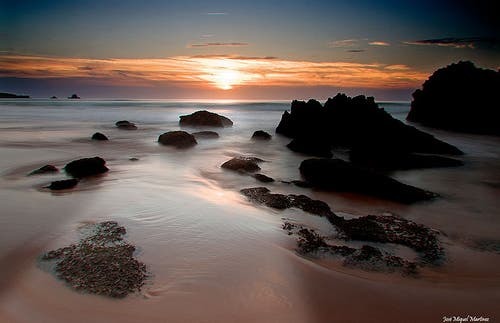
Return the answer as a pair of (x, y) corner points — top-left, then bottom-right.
(328, 39), (358, 48)
(369, 41), (390, 46)
(0, 54), (429, 89)
(403, 37), (500, 49)
(187, 42), (249, 48)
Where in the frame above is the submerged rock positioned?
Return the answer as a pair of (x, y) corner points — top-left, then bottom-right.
(48, 178), (79, 190)
(65, 157), (109, 178)
(158, 131), (197, 148)
(41, 221), (147, 298)
(253, 173), (275, 183)
(179, 110), (233, 127)
(91, 132), (109, 141)
(299, 158), (436, 203)
(192, 131), (219, 139)
(221, 157), (263, 173)
(276, 94), (462, 156)
(408, 61), (500, 135)
(251, 130), (272, 140)
(115, 120), (137, 130)
(29, 164), (59, 176)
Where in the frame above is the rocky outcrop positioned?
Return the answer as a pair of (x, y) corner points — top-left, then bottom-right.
(48, 178), (79, 190)
(276, 94), (463, 156)
(115, 120), (137, 130)
(91, 132), (109, 141)
(179, 110), (233, 127)
(192, 131), (219, 139)
(64, 157), (109, 178)
(158, 131), (197, 148)
(221, 157), (263, 173)
(299, 158), (436, 203)
(29, 164), (58, 175)
(408, 61), (500, 135)
(251, 130), (272, 140)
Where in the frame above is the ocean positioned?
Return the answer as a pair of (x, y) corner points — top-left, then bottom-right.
(0, 99), (499, 322)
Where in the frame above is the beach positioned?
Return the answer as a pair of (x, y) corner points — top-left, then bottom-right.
(0, 99), (499, 322)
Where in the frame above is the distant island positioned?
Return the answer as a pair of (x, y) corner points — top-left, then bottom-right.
(68, 94), (81, 99)
(0, 92), (30, 98)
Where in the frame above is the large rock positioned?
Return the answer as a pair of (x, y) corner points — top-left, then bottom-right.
(276, 95), (463, 156)
(65, 157), (109, 178)
(221, 157), (262, 173)
(115, 120), (137, 130)
(179, 110), (233, 127)
(408, 61), (500, 135)
(158, 131), (197, 148)
(299, 158), (436, 203)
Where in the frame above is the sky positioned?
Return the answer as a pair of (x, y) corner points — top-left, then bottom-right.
(0, 0), (498, 100)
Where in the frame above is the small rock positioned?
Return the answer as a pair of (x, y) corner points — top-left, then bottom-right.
(192, 131), (219, 139)
(253, 174), (275, 183)
(115, 120), (137, 130)
(91, 132), (109, 141)
(48, 178), (79, 190)
(158, 131), (197, 148)
(29, 165), (58, 176)
(65, 157), (109, 178)
(251, 130), (272, 140)
(221, 157), (262, 173)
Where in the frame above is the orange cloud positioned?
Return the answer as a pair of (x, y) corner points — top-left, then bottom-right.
(0, 54), (428, 90)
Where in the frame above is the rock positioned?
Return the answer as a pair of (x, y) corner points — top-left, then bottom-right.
(349, 149), (463, 170)
(299, 158), (436, 203)
(41, 221), (147, 298)
(290, 180), (313, 188)
(408, 61), (500, 135)
(91, 132), (109, 141)
(29, 164), (58, 175)
(129, 157), (139, 161)
(50, 96), (57, 99)
(0, 92), (30, 98)
(68, 94), (80, 99)
(276, 94), (463, 156)
(64, 157), (109, 178)
(253, 174), (275, 183)
(192, 131), (219, 139)
(251, 130), (272, 140)
(48, 178), (79, 190)
(221, 157), (262, 173)
(115, 120), (137, 130)
(158, 131), (197, 148)
(179, 110), (233, 127)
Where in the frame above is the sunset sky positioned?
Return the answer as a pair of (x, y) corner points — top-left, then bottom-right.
(1, 0), (498, 100)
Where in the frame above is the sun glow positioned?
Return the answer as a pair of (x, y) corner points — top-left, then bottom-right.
(212, 70), (242, 90)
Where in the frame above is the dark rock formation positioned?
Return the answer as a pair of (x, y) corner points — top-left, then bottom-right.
(64, 157), (109, 178)
(29, 164), (59, 176)
(299, 158), (436, 203)
(0, 92), (30, 98)
(192, 131), (219, 139)
(158, 131), (197, 148)
(68, 94), (80, 99)
(221, 157), (263, 173)
(408, 61), (500, 135)
(287, 136), (333, 158)
(179, 110), (233, 127)
(115, 120), (137, 130)
(41, 221), (147, 298)
(251, 130), (272, 140)
(276, 94), (462, 156)
(48, 178), (79, 190)
(91, 132), (109, 141)
(349, 149), (463, 170)
(253, 174), (275, 183)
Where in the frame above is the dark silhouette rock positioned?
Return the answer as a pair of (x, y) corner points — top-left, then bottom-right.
(253, 174), (275, 183)
(158, 131), (197, 148)
(179, 110), (233, 127)
(0, 92), (30, 98)
(349, 149), (463, 170)
(221, 157), (262, 173)
(276, 94), (462, 156)
(68, 94), (80, 99)
(65, 157), (109, 178)
(299, 158), (436, 203)
(50, 96), (57, 99)
(408, 61), (500, 135)
(192, 131), (219, 139)
(29, 164), (58, 175)
(251, 130), (272, 140)
(48, 178), (79, 190)
(91, 132), (109, 141)
(115, 120), (137, 130)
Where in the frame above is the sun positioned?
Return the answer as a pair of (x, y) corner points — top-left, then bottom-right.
(213, 69), (242, 90)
